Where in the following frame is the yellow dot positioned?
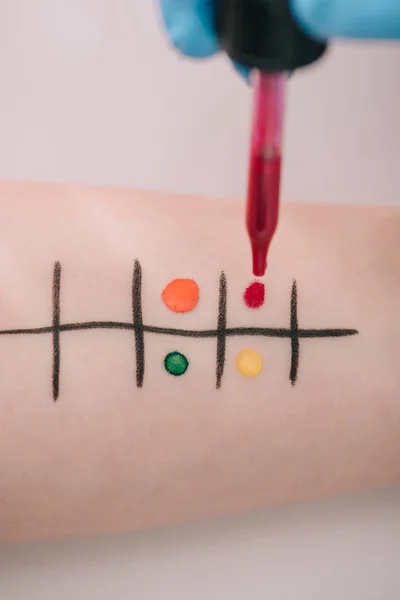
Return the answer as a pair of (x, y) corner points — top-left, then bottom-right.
(235, 348), (263, 378)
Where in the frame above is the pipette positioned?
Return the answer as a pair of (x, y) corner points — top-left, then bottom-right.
(217, 0), (327, 276)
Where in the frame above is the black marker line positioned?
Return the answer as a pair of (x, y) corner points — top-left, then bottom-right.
(216, 272), (227, 389)
(297, 329), (358, 338)
(290, 280), (299, 386)
(0, 323), (358, 339)
(62, 321), (133, 332)
(132, 260), (145, 388)
(0, 326), (54, 335)
(52, 261), (61, 401)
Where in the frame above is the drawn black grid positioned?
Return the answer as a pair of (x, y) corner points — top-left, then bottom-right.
(0, 260), (358, 400)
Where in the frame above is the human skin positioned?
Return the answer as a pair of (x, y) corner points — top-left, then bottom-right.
(0, 180), (399, 542)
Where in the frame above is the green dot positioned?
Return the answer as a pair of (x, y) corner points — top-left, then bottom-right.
(164, 351), (189, 377)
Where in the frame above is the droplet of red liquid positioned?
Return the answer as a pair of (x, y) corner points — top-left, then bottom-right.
(244, 281), (265, 309)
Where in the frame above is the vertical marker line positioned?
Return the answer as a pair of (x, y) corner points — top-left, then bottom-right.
(52, 261), (61, 401)
(290, 279), (300, 386)
(132, 260), (145, 388)
(216, 272), (227, 389)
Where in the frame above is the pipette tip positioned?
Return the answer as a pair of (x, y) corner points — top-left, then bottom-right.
(252, 244), (267, 277)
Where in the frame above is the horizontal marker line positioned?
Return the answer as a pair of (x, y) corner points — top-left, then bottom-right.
(0, 321), (358, 339)
(0, 326), (53, 335)
(297, 328), (358, 338)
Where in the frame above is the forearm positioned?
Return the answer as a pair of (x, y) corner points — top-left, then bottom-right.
(0, 180), (399, 542)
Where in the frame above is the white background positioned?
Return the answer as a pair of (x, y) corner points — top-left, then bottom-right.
(0, 1), (400, 598)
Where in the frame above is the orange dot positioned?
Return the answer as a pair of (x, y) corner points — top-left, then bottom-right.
(162, 279), (200, 313)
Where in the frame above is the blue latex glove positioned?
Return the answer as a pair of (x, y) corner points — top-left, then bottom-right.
(159, 0), (400, 62)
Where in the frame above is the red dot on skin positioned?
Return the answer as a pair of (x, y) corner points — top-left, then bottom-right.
(244, 281), (265, 309)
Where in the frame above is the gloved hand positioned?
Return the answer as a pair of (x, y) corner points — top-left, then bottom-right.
(159, 0), (400, 63)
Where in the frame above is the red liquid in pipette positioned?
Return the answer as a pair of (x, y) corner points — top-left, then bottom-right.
(247, 151), (281, 276)
(246, 71), (285, 277)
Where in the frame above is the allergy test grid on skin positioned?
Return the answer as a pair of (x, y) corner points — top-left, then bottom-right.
(0, 259), (357, 400)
